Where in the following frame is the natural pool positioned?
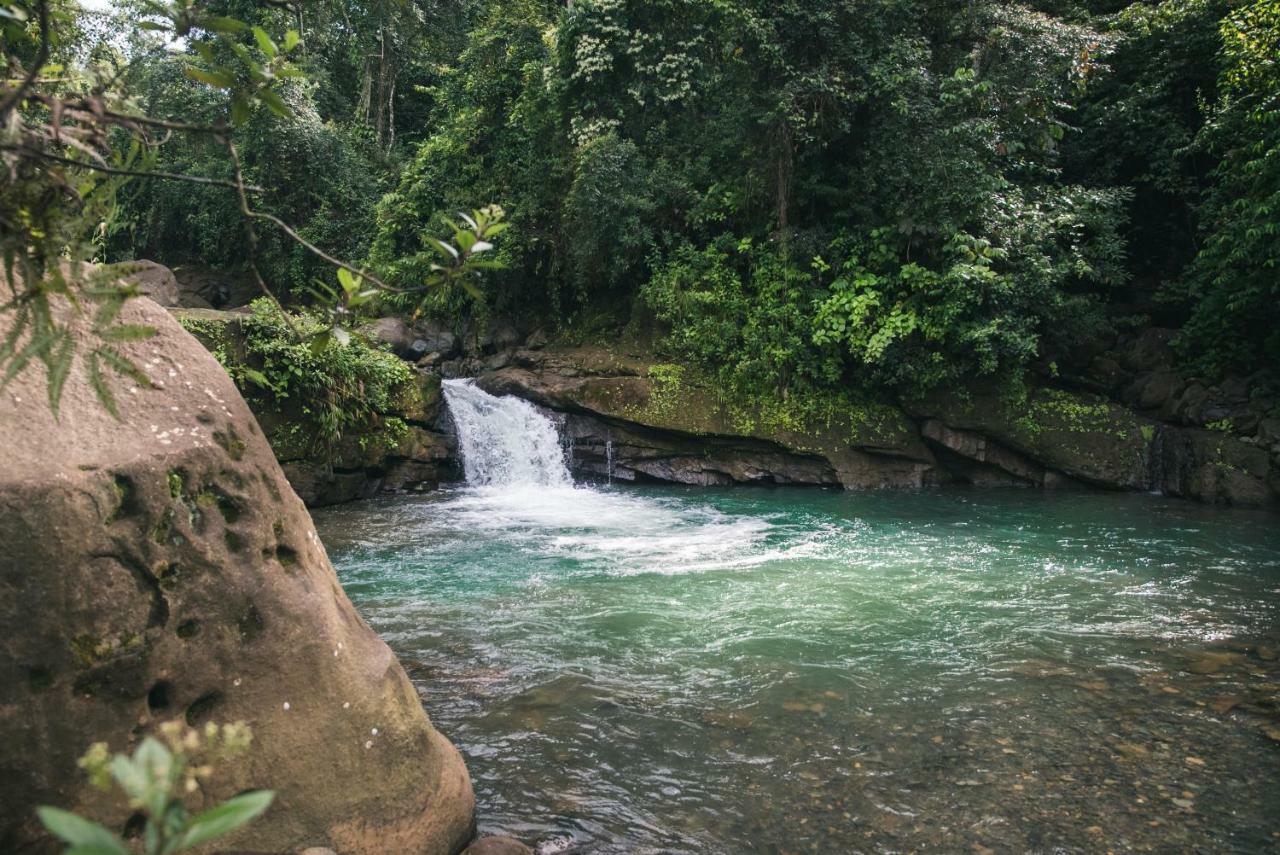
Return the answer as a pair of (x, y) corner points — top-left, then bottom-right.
(315, 483), (1280, 853)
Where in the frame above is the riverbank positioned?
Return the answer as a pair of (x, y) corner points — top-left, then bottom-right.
(171, 296), (1278, 509)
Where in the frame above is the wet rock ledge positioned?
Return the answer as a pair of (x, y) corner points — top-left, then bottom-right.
(0, 297), (474, 853)
(466, 344), (1278, 507)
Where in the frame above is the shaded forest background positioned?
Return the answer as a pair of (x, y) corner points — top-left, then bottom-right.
(77, 0), (1280, 398)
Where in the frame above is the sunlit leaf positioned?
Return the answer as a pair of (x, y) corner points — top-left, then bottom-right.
(252, 27), (278, 58)
(35, 808), (128, 854)
(257, 88), (292, 119)
(184, 67), (236, 89)
(178, 790), (275, 849)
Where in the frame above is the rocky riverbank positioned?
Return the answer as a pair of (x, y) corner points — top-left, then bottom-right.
(147, 257), (1276, 509)
(461, 342), (1278, 507)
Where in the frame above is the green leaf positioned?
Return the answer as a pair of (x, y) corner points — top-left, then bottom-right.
(45, 331), (74, 418)
(178, 790), (275, 849)
(137, 20), (168, 31)
(98, 347), (153, 389)
(107, 752), (146, 802)
(200, 15), (249, 34)
(230, 94), (251, 126)
(240, 368), (270, 389)
(252, 27), (277, 58)
(256, 88), (292, 119)
(67, 844), (135, 855)
(35, 807), (128, 853)
(425, 238), (459, 262)
(283, 29), (300, 51)
(1, 328), (58, 390)
(184, 67), (236, 89)
(308, 331), (332, 355)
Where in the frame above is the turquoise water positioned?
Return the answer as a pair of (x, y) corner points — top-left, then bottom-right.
(315, 485), (1280, 853)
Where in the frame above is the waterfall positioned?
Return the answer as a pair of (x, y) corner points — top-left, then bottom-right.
(442, 379), (573, 487)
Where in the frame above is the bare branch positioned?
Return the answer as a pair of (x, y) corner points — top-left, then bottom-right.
(3, 147), (266, 192)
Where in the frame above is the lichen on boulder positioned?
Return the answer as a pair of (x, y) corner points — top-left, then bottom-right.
(0, 296), (474, 853)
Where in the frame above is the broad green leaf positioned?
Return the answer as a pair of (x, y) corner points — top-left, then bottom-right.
(283, 29), (300, 51)
(178, 790), (275, 849)
(426, 238), (459, 261)
(107, 752), (146, 802)
(240, 368), (270, 388)
(35, 808), (128, 853)
(184, 67), (236, 89)
(230, 94), (251, 126)
(252, 27), (277, 58)
(67, 844), (134, 855)
(200, 15), (249, 34)
(257, 88), (292, 119)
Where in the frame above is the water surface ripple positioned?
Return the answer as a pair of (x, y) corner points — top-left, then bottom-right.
(316, 486), (1280, 853)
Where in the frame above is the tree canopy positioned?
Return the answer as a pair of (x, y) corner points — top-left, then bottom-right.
(3, 0), (1277, 410)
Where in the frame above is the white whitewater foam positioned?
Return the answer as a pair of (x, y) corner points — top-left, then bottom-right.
(438, 380), (816, 575)
(443, 379), (572, 487)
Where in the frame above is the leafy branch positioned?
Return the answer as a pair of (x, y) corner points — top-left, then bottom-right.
(0, 0), (506, 417)
(37, 721), (273, 855)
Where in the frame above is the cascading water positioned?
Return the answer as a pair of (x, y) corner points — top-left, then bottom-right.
(442, 379), (572, 487)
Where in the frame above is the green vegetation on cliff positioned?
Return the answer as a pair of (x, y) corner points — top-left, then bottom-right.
(3, 0), (1277, 417)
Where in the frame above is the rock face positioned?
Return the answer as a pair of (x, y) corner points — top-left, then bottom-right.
(177, 308), (456, 507)
(105, 260), (180, 306)
(475, 348), (936, 488)
(466, 346), (1278, 507)
(0, 297), (475, 853)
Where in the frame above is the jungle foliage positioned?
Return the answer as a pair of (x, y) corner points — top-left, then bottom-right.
(365, 0), (1278, 394)
(5, 0), (1278, 410)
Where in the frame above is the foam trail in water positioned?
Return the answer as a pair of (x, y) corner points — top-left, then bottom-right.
(437, 379), (810, 575)
(443, 379), (572, 487)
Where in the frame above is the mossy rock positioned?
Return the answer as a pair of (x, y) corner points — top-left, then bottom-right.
(908, 384), (1154, 489)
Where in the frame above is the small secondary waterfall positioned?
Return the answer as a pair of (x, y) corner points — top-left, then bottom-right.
(442, 379), (572, 487)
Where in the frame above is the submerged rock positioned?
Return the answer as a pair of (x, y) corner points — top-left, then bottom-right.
(0, 296), (474, 853)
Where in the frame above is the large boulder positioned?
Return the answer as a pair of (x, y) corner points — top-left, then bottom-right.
(0, 297), (474, 853)
(1152, 425), (1275, 506)
(172, 265), (259, 309)
(104, 260), (180, 306)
